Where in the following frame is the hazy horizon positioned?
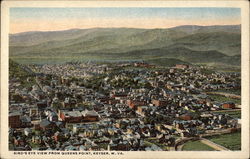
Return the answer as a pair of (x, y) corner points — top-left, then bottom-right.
(10, 7), (241, 34)
(10, 24), (241, 35)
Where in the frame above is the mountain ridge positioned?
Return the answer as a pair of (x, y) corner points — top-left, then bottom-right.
(9, 25), (241, 67)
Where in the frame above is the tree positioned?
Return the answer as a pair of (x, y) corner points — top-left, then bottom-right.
(52, 102), (63, 111)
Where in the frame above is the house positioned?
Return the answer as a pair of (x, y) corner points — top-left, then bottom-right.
(79, 145), (87, 151)
(127, 100), (145, 110)
(145, 144), (162, 151)
(117, 141), (130, 151)
(53, 131), (64, 142)
(24, 128), (32, 136)
(110, 92), (127, 99)
(152, 99), (167, 107)
(14, 137), (26, 146)
(108, 99), (119, 105)
(47, 111), (58, 122)
(20, 115), (32, 127)
(98, 97), (110, 104)
(179, 114), (193, 120)
(37, 101), (47, 110)
(30, 107), (39, 117)
(64, 145), (78, 151)
(40, 119), (55, 130)
(137, 106), (149, 115)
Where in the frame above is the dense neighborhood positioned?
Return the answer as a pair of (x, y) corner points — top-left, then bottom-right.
(9, 61), (241, 151)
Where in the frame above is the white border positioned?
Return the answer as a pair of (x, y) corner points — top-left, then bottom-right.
(1, 1), (249, 159)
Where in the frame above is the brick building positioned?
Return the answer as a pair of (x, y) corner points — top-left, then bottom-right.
(9, 111), (22, 128)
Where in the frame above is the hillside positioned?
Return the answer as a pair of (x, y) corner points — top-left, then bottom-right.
(170, 25), (241, 34)
(9, 25), (241, 67)
(9, 59), (32, 79)
(95, 46), (240, 65)
(9, 28), (188, 56)
(171, 32), (241, 56)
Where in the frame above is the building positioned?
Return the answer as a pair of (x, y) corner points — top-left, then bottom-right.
(127, 100), (145, 110)
(137, 106), (149, 115)
(222, 102), (235, 109)
(175, 64), (189, 69)
(30, 107), (39, 117)
(179, 114), (193, 120)
(82, 110), (99, 122)
(152, 99), (167, 107)
(60, 110), (83, 123)
(40, 119), (55, 130)
(9, 111), (22, 128)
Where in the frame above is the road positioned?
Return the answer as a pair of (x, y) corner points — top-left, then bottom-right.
(206, 92), (241, 99)
(200, 138), (229, 151)
(176, 138), (230, 151)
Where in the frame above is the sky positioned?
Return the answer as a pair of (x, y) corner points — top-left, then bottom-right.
(10, 7), (241, 33)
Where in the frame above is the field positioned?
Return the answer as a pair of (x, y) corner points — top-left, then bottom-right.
(208, 94), (241, 104)
(205, 131), (241, 150)
(182, 140), (216, 151)
(213, 110), (241, 118)
(213, 89), (241, 95)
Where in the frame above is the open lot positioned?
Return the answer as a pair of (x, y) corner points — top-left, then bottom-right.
(182, 140), (216, 151)
(214, 89), (241, 95)
(205, 131), (241, 150)
(208, 94), (241, 104)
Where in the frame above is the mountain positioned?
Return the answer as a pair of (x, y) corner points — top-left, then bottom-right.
(170, 32), (241, 56)
(9, 28), (188, 56)
(96, 46), (240, 65)
(9, 28), (147, 46)
(170, 25), (241, 34)
(9, 25), (241, 66)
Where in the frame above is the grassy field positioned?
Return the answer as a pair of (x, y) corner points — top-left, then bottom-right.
(213, 110), (241, 118)
(29, 142), (40, 148)
(206, 132), (241, 151)
(182, 140), (216, 151)
(208, 94), (241, 104)
(213, 89), (241, 95)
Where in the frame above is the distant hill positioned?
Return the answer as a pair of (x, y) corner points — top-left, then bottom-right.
(98, 46), (240, 65)
(9, 28), (147, 46)
(170, 32), (240, 56)
(170, 25), (241, 34)
(9, 25), (241, 66)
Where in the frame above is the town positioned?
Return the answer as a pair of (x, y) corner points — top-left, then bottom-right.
(9, 61), (241, 151)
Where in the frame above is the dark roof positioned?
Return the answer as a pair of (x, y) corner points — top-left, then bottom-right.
(40, 119), (51, 127)
(21, 116), (31, 123)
